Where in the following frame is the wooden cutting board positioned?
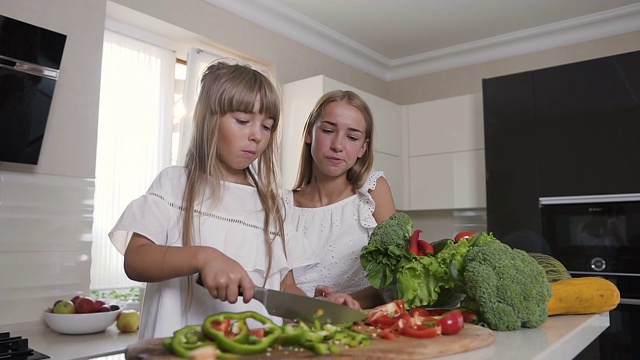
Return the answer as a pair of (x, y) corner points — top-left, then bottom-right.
(125, 324), (494, 360)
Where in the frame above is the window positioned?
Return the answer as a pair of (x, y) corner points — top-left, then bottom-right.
(91, 30), (176, 290)
(91, 27), (264, 293)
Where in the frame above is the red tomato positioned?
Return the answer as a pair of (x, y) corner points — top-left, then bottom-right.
(454, 231), (477, 242)
(439, 310), (464, 335)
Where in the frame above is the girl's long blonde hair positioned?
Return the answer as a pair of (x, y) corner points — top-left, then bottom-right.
(293, 90), (375, 190)
(182, 59), (284, 303)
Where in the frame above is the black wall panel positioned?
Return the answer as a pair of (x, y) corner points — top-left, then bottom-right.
(483, 50), (640, 243)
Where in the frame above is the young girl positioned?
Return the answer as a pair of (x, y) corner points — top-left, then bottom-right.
(109, 60), (356, 340)
(284, 90), (397, 309)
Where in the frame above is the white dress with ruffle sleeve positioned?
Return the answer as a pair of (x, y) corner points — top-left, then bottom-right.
(283, 171), (384, 297)
(109, 166), (293, 340)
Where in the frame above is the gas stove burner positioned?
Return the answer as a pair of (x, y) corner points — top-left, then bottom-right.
(0, 332), (49, 360)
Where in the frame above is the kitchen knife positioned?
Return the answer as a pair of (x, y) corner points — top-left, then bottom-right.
(195, 274), (366, 324)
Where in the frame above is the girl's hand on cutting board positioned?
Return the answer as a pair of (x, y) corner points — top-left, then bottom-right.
(314, 285), (362, 311)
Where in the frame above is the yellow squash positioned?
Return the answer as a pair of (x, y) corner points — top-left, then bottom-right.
(547, 276), (620, 316)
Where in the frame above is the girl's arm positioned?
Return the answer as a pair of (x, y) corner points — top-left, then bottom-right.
(370, 176), (396, 224)
(364, 175), (398, 308)
(280, 270), (307, 296)
(124, 232), (255, 303)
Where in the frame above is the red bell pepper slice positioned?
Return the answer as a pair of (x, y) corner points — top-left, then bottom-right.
(417, 240), (434, 256)
(408, 307), (430, 317)
(249, 328), (265, 339)
(378, 330), (397, 340)
(401, 323), (441, 338)
(408, 229), (422, 255)
(455, 306), (481, 325)
(210, 318), (232, 338)
(454, 231), (477, 242)
(425, 308), (449, 316)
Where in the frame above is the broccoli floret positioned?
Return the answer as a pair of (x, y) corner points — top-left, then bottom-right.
(460, 235), (552, 331)
(369, 212), (413, 247)
(360, 212), (413, 289)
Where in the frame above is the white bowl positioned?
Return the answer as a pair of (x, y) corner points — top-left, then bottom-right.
(43, 309), (121, 335)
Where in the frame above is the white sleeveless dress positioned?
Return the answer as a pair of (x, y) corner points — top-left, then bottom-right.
(283, 171), (385, 296)
(109, 166), (310, 339)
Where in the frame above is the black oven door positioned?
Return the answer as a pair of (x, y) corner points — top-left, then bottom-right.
(539, 194), (640, 274)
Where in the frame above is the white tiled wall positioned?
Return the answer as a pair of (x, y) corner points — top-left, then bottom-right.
(0, 170), (94, 327)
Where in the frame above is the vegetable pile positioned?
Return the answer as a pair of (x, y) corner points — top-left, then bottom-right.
(363, 299), (466, 340)
(163, 311), (371, 358)
(360, 212), (553, 331)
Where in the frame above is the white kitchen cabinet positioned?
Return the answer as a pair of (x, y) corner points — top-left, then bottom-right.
(406, 94), (486, 210)
(408, 94), (484, 155)
(281, 75), (405, 208)
(409, 150), (486, 209)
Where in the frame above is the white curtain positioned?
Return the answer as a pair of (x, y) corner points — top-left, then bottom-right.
(176, 48), (224, 165)
(91, 30), (175, 290)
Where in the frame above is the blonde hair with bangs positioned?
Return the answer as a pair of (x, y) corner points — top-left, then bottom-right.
(182, 59), (284, 303)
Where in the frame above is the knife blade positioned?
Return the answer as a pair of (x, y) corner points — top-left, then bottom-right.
(195, 274), (366, 324)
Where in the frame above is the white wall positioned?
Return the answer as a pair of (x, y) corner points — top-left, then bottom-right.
(0, 0), (106, 328)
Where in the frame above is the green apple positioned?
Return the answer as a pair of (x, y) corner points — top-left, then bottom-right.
(53, 300), (76, 314)
(116, 310), (140, 333)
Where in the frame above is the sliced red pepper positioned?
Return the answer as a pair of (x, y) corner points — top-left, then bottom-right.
(425, 308), (449, 316)
(401, 323), (441, 338)
(408, 229), (421, 255)
(462, 312), (479, 325)
(454, 231), (477, 242)
(249, 328), (264, 339)
(417, 240), (434, 256)
(366, 299), (405, 321)
(377, 315), (400, 328)
(367, 313), (399, 329)
(408, 307), (430, 317)
(378, 330), (396, 340)
(209, 318), (239, 339)
(455, 306), (480, 325)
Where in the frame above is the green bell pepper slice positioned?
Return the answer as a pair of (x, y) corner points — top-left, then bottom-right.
(169, 325), (221, 359)
(203, 311), (282, 355)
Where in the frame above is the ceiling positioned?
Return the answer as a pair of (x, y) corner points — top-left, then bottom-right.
(206, 0), (640, 81)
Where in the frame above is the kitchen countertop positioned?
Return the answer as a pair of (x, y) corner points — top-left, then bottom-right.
(438, 312), (610, 360)
(1, 313), (609, 360)
(0, 321), (138, 360)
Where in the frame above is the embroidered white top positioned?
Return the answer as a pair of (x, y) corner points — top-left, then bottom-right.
(109, 166), (302, 340)
(283, 171), (384, 297)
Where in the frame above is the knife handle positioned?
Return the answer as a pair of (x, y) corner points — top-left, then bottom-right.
(195, 273), (239, 291)
(195, 273), (204, 287)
